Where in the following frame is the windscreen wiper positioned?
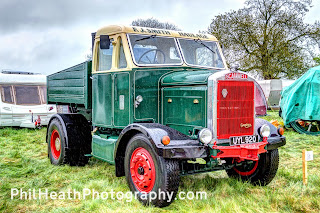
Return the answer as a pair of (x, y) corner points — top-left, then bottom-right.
(135, 34), (157, 42)
(194, 38), (215, 54)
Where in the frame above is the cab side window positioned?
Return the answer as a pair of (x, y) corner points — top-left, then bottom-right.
(1, 86), (14, 104)
(97, 39), (114, 71)
(119, 40), (127, 69)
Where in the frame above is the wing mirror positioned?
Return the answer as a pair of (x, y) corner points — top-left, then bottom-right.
(100, 35), (110, 49)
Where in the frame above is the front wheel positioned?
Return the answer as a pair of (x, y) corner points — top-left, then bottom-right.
(124, 134), (180, 207)
(226, 149), (279, 186)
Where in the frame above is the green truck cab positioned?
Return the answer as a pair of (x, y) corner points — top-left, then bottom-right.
(46, 25), (286, 207)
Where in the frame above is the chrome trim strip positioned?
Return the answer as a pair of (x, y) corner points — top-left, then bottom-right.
(207, 70), (257, 144)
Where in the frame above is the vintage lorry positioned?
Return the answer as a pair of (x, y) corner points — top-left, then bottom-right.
(46, 25), (286, 207)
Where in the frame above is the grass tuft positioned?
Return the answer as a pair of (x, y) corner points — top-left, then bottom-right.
(0, 111), (319, 212)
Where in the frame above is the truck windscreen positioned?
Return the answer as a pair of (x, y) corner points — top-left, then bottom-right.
(178, 38), (225, 69)
(128, 34), (182, 66)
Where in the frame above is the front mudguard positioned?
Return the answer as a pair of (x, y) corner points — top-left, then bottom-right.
(114, 123), (208, 177)
(115, 123), (208, 160)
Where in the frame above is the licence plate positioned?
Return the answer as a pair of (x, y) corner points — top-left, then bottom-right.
(230, 135), (259, 146)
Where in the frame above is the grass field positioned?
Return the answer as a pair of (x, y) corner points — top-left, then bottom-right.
(0, 111), (319, 212)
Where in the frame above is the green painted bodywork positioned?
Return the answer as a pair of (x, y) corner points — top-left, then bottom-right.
(162, 86), (207, 136)
(47, 63), (221, 162)
(161, 70), (219, 86)
(92, 134), (117, 164)
(92, 74), (113, 127)
(47, 61), (92, 109)
(90, 68), (218, 160)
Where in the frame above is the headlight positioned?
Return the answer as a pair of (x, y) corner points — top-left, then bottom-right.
(198, 128), (213, 144)
(260, 124), (270, 137)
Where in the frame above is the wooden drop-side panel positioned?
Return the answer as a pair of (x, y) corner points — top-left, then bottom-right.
(47, 61), (92, 109)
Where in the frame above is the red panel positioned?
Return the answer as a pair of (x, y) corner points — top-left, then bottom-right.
(217, 80), (255, 139)
(211, 141), (268, 163)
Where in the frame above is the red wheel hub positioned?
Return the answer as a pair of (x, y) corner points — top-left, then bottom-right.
(233, 161), (259, 176)
(50, 129), (61, 160)
(130, 147), (156, 193)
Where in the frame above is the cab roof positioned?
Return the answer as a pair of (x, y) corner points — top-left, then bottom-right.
(96, 25), (218, 41)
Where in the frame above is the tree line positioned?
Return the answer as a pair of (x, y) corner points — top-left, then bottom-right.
(131, 0), (320, 80)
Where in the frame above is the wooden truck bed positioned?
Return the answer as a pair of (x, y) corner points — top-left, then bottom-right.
(47, 61), (92, 109)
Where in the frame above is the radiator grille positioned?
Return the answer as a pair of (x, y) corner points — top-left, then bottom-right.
(217, 80), (255, 139)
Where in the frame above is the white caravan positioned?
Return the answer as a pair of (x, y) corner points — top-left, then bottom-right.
(257, 79), (295, 109)
(0, 71), (56, 128)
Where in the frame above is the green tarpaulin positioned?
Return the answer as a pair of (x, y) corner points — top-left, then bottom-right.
(280, 66), (320, 126)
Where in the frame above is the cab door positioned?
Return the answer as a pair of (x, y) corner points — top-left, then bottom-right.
(91, 34), (130, 127)
(113, 72), (130, 127)
(113, 36), (130, 127)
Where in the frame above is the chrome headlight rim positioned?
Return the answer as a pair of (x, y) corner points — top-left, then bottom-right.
(260, 124), (271, 138)
(198, 128), (213, 145)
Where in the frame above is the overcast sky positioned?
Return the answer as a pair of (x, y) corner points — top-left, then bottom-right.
(0, 0), (319, 75)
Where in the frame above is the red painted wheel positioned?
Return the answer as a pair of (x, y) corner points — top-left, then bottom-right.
(47, 116), (91, 166)
(130, 147), (156, 193)
(50, 129), (61, 160)
(226, 149), (279, 186)
(124, 134), (180, 207)
(233, 161), (259, 176)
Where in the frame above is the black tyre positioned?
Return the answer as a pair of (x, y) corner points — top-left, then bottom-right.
(290, 120), (320, 136)
(226, 149), (279, 186)
(47, 116), (91, 166)
(124, 134), (180, 207)
(48, 118), (68, 165)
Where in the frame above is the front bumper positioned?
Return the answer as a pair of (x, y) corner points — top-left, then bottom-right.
(161, 140), (207, 159)
(160, 135), (286, 159)
(265, 136), (286, 150)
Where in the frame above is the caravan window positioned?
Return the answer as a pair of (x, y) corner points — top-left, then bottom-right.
(15, 86), (41, 105)
(1, 86), (14, 104)
(40, 86), (47, 104)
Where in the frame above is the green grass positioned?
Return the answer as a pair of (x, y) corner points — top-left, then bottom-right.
(1, 112), (319, 212)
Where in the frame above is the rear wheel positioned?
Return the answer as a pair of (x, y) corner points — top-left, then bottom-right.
(48, 118), (68, 165)
(124, 134), (180, 207)
(47, 116), (91, 166)
(226, 149), (279, 186)
(290, 120), (320, 136)
(50, 129), (61, 160)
